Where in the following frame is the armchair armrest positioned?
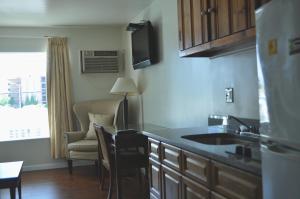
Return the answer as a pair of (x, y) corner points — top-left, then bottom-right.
(64, 131), (86, 143)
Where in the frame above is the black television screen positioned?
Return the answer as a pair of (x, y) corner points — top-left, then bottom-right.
(131, 21), (155, 70)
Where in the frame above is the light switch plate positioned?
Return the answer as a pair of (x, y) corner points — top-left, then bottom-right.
(225, 88), (234, 103)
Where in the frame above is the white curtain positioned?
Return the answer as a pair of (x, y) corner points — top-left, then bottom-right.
(47, 37), (74, 159)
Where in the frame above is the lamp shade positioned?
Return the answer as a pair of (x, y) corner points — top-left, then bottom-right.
(110, 77), (138, 96)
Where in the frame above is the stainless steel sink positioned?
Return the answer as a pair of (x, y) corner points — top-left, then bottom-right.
(181, 133), (257, 145)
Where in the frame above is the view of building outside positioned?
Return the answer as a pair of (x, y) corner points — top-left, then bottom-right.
(0, 52), (49, 141)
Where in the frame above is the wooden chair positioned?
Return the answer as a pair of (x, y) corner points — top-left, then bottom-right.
(94, 124), (149, 199)
(94, 124), (115, 198)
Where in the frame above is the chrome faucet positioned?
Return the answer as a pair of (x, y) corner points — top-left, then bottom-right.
(227, 115), (259, 135)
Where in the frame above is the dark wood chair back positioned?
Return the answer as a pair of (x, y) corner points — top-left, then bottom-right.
(94, 124), (114, 170)
(94, 125), (149, 199)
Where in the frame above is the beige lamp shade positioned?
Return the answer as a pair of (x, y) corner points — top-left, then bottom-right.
(110, 77), (138, 96)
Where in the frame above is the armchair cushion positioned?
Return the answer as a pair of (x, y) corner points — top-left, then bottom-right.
(68, 140), (98, 152)
(86, 113), (114, 139)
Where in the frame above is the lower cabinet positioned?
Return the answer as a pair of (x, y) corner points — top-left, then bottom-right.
(148, 138), (262, 199)
(211, 161), (262, 199)
(149, 158), (162, 199)
(182, 176), (210, 199)
(211, 192), (228, 199)
(150, 192), (160, 199)
(161, 165), (181, 199)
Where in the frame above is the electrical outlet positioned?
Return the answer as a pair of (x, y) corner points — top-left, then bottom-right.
(225, 88), (234, 103)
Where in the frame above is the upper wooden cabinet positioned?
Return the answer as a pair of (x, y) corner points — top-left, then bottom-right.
(177, 0), (268, 57)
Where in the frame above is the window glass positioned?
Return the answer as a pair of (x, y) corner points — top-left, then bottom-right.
(0, 52), (48, 141)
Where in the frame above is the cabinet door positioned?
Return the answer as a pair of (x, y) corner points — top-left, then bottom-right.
(208, 0), (230, 40)
(178, 0), (184, 50)
(182, 176), (210, 199)
(192, 0), (209, 45)
(214, 0), (230, 38)
(249, 0), (256, 27)
(231, 0), (248, 33)
(181, 0), (193, 49)
(149, 158), (162, 199)
(178, 0), (209, 50)
(161, 165), (181, 199)
(211, 161), (262, 199)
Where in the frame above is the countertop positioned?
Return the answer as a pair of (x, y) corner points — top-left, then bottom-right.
(141, 123), (261, 176)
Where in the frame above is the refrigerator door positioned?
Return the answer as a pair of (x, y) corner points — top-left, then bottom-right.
(256, 0), (300, 147)
(261, 143), (300, 199)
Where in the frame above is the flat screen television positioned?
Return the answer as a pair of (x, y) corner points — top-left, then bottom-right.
(131, 21), (155, 70)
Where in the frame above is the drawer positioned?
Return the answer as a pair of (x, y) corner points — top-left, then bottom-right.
(182, 150), (210, 186)
(161, 142), (181, 171)
(211, 161), (262, 199)
(211, 191), (228, 199)
(148, 138), (160, 161)
(182, 176), (210, 199)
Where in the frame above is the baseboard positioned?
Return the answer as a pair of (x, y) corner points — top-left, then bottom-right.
(23, 161), (94, 172)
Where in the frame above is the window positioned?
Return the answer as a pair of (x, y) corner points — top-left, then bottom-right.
(0, 52), (49, 141)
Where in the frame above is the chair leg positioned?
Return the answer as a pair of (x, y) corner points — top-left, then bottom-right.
(101, 165), (106, 190)
(107, 170), (113, 199)
(67, 160), (73, 174)
(116, 167), (122, 199)
(138, 168), (142, 185)
(145, 167), (150, 199)
(95, 160), (100, 179)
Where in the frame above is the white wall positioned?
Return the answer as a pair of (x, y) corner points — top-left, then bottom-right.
(122, 0), (259, 128)
(0, 26), (123, 169)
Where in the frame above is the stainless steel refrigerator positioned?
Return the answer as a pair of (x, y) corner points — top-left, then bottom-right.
(256, 0), (300, 198)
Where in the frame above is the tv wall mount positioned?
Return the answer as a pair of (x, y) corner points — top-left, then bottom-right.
(126, 21), (148, 31)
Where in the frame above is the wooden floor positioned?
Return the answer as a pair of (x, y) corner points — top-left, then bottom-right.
(0, 166), (147, 199)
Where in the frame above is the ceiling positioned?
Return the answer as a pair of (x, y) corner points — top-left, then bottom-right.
(0, 0), (153, 27)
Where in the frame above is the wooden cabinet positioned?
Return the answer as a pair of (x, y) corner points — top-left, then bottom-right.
(177, 0), (259, 57)
(178, 0), (209, 50)
(211, 191), (228, 199)
(161, 165), (181, 199)
(149, 158), (162, 199)
(161, 143), (181, 172)
(149, 138), (160, 161)
(182, 176), (210, 199)
(231, 0), (248, 33)
(182, 150), (210, 186)
(147, 138), (262, 199)
(211, 161), (262, 199)
(210, 0), (231, 40)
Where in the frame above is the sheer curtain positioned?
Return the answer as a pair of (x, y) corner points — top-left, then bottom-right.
(47, 37), (74, 159)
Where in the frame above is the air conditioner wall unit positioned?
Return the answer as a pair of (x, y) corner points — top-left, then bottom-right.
(80, 50), (120, 73)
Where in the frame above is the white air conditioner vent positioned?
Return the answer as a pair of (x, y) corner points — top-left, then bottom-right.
(80, 50), (120, 73)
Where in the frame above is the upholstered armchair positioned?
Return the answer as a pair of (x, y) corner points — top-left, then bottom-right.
(64, 99), (123, 174)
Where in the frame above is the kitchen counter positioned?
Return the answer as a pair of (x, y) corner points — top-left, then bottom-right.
(142, 123), (261, 176)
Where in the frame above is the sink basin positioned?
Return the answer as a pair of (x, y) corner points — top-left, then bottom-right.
(181, 133), (257, 145)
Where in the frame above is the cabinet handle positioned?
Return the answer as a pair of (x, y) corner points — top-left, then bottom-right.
(201, 10), (208, 16)
(207, 7), (216, 14)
